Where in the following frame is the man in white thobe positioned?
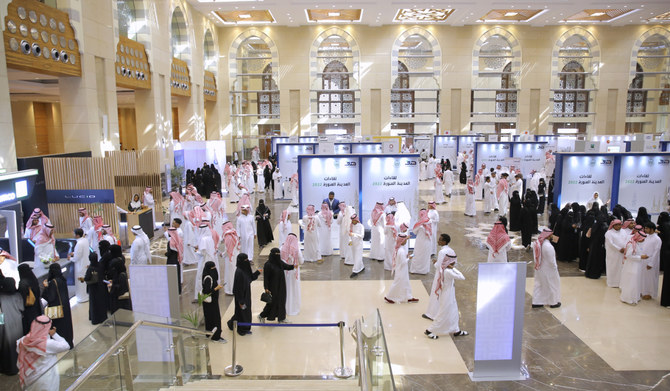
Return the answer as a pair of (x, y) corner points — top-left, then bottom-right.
(532, 229), (561, 308)
(424, 234), (452, 320)
(604, 219), (627, 288)
(236, 205), (256, 261)
(641, 223), (662, 300)
(509, 174), (523, 200)
(70, 228), (90, 303)
(130, 225), (152, 265)
(142, 186), (156, 229)
(194, 224), (220, 301)
(349, 214), (365, 278)
(425, 247), (467, 339)
(384, 233), (418, 303)
(427, 202), (439, 256)
(272, 168), (283, 200)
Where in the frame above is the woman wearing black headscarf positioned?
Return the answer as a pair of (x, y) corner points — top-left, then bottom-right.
(555, 205), (572, 261)
(201, 261), (225, 342)
(509, 191), (522, 232)
(578, 204), (599, 271)
(658, 212), (670, 306)
(108, 245), (131, 313)
(0, 270), (23, 375)
(41, 263), (73, 348)
(97, 240), (112, 279)
(537, 178), (547, 214)
(636, 207), (651, 226)
(459, 162), (467, 185)
(259, 248), (294, 323)
(255, 199), (274, 247)
(548, 203), (561, 231)
(17, 263), (42, 334)
(263, 165), (272, 191)
(525, 190), (539, 234)
(519, 202), (533, 249)
(227, 253), (260, 336)
(85, 253), (109, 324)
(585, 208), (609, 279)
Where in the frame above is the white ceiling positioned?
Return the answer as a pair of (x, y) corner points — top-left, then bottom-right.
(188, 0), (669, 27)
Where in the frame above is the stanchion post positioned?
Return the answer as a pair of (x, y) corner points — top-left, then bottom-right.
(333, 321), (353, 378)
(224, 321), (244, 377)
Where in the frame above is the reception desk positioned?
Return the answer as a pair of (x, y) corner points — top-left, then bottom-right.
(119, 207), (154, 247)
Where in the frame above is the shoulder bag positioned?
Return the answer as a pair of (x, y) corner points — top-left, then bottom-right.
(45, 280), (64, 319)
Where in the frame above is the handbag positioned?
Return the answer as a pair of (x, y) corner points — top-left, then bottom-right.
(45, 280), (64, 319)
(86, 270), (99, 285)
(201, 276), (212, 303)
(260, 291), (273, 304)
(26, 287), (36, 306)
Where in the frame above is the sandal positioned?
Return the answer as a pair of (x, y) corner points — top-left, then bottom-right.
(453, 330), (469, 337)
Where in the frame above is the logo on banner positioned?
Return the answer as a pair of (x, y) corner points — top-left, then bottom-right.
(405, 160), (417, 166)
(658, 159), (670, 165)
(345, 161), (357, 167)
(501, 145), (510, 150)
(600, 159), (612, 165)
(47, 189), (116, 204)
(306, 146), (313, 152)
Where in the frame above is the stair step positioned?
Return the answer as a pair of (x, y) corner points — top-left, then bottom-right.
(160, 378), (360, 391)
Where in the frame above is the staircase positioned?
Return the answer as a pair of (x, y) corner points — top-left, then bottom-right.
(160, 378), (360, 391)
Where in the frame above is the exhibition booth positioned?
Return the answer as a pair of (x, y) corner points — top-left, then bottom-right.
(553, 152), (670, 216)
(473, 142), (549, 178)
(297, 154), (421, 236)
(433, 135), (485, 169)
(173, 140), (227, 172)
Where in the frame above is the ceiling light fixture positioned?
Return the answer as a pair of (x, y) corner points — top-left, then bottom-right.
(505, 11), (518, 16)
(590, 11), (606, 16)
(328, 12), (340, 16)
(239, 14), (252, 18)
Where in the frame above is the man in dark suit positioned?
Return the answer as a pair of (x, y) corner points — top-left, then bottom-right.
(323, 191), (340, 217)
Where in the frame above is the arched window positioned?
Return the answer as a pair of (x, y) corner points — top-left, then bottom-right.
(627, 31), (670, 134)
(391, 62), (414, 118)
(258, 64), (279, 119)
(554, 61), (588, 117)
(203, 30), (216, 73)
(170, 7), (189, 62)
(472, 29), (520, 134)
(317, 35), (354, 119)
(550, 30), (598, 134)
(229, 31), (279, 154)
(391, 29), (440, 135)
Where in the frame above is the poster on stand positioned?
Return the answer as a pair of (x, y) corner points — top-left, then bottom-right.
(299, 156), (360, 218)
(475, 143), (512, 175)
(360, 155), (420, 229)
(617, 155), (670, 216)
(352, 143), (382, 154)
(512, 143), (546, 176)
(434, 137), (458, 168)
(558, 155), (614, 208)
(277, 144), (316, 198)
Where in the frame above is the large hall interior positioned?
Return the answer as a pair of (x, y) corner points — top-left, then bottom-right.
(0, 0), (669, 390)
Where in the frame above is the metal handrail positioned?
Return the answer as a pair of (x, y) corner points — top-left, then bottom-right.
(356, 319), (371, 391)
(376, 308), (396, 391)
(66, 320), (211, 391)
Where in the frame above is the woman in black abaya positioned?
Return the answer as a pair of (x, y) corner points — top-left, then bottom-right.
(227, 253), (260, 335)
(585, 208), (609, 279)
(108, 245), (132, 313)
(263, 165), (272, 191)
(537, 178), (547, 214)
(459, 162), (467, 185)
(636, 207), (651, 226)
(520, 202), (533, 248)
(657, 212), (670, 306)
(201, 261), (225, 342)
(85, 253), (109, 324)
(548, 203), (560, 231)
(578, 204), (598, 271)
(17, 263), (42, 335)
(259, 248), (294, 322)
(42, 263), (74, 348)
(255, 199), (274, 247)
(509, 191), (522, 232)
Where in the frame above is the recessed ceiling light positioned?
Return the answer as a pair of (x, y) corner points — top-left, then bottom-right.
(590, 11), (605, 16)
(328, 12), (340, 16)
(505, 11), (519, 16)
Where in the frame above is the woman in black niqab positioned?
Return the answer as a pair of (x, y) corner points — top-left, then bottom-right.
(85, 252), (109, 324)
(255, 199), (274, 247)
(17, 263), (42, 334)
(227, 253), (260, 335)
(259, 248), (294, 322)
(201, 261), (224, 342)
(42, 263), (73, 348)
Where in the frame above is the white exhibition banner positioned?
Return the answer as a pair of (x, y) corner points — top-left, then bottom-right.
(335, 144), (352, 154)
(272, 136), (317, 154)
(413, 137), (432, 155)
(556, 137), (576, 152)
(360, 155), (420, 229)
(277, 143), (315, 197)
(299, 156), (360, 216)
(458, 136), (484, 153)
(475, 143), (512, 174)
(382, 140), (397, 154)
(512, 143), (546, 176)
(176, 140), (227, 171)
(559, 155), (614, 208)
(536, 136), (557, 153)
(351, 143), (382, 154)
(434, 136), (458, 167)
(618, 155), (670, 216)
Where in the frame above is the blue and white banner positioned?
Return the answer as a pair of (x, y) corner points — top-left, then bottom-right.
(360, 155), (420, 228)
(459, 136), (484, 153)
(351, 143), (382, 154)
(434, 136), (458, 167)
(559, 155), (614, 208)
(277, 143), (316, 198)
(512, 143), (546, 176)
(618, 155), (670, 216)
(299, 156), (360, 216)
(475, 143), (512, 173)
(47, 189), (115, 204)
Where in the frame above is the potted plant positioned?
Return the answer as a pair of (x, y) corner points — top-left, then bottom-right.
(181, 292), (211, 376)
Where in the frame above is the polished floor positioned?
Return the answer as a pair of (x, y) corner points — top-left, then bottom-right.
(4, 180), (670, 390)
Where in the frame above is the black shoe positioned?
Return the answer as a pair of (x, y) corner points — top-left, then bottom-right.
(532, 304), (543, 308)
(549, 302), (561, 308)
(421, 314), (433, 320)
(349, 272), (358, 278)
(424, 329), (431, 335)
